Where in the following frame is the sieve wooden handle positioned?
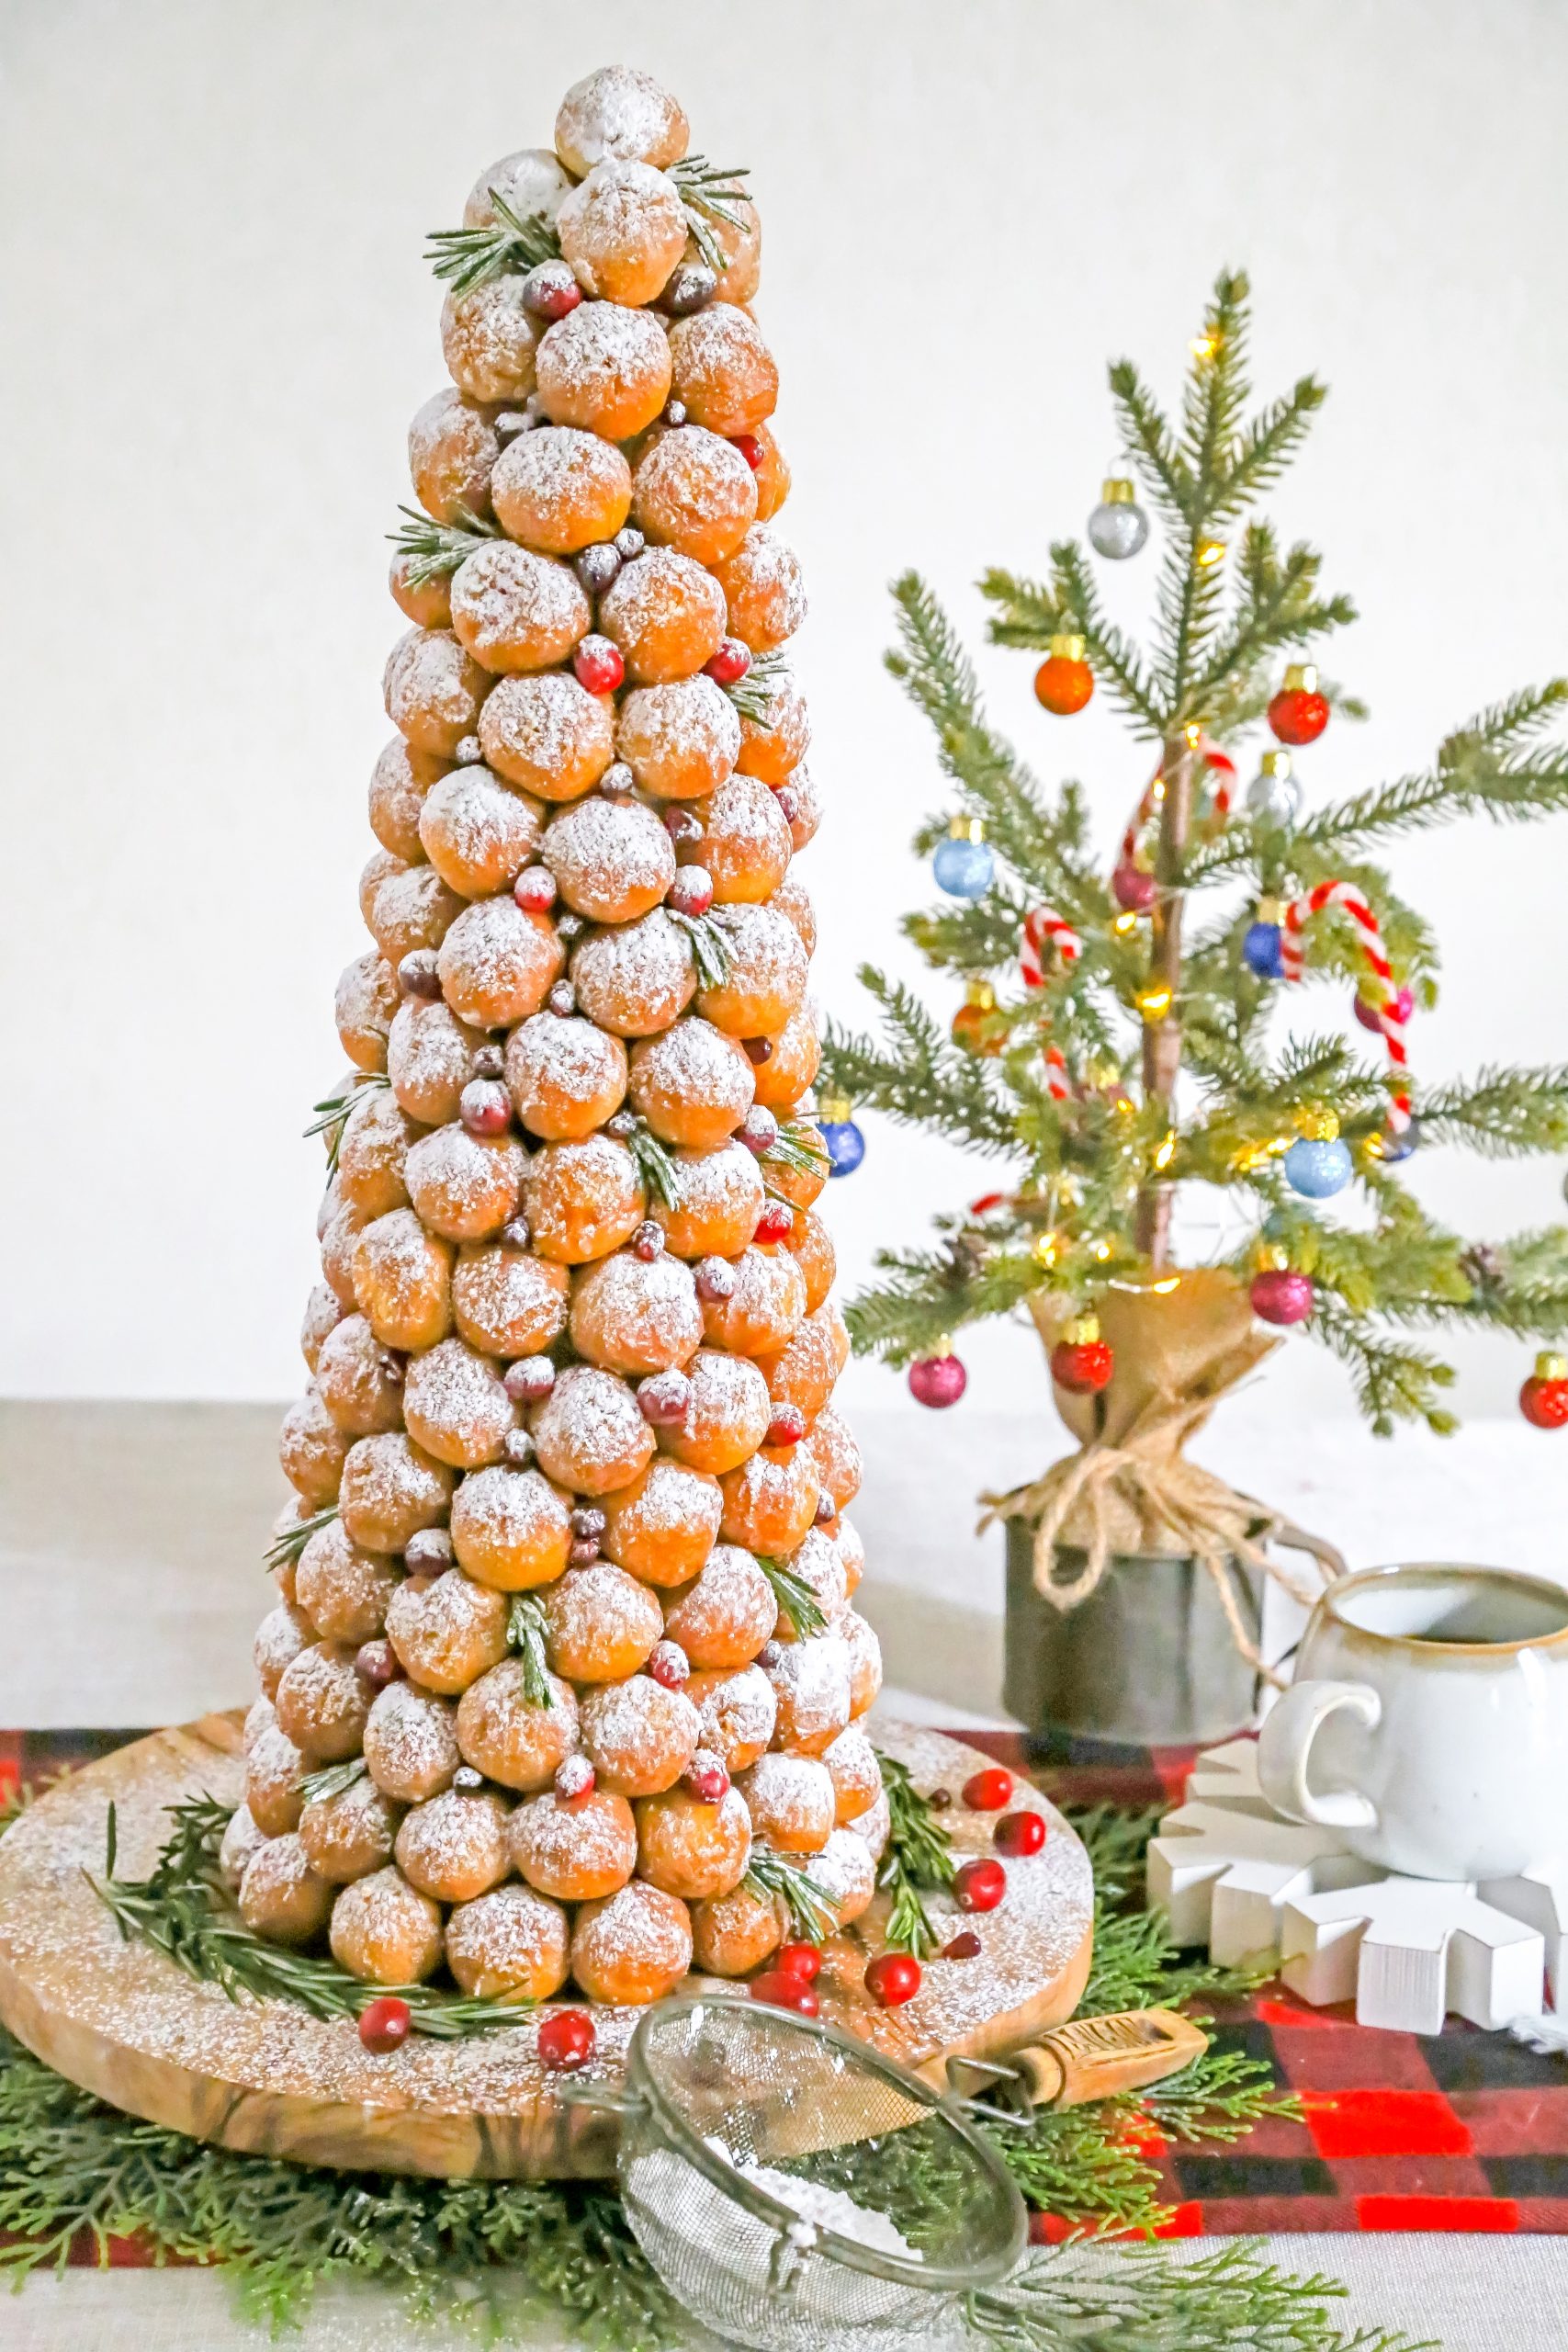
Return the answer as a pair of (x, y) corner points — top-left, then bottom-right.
(947, 2007), (1207, 2115)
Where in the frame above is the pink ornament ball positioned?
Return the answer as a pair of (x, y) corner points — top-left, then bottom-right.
(1354, 985), (1414, 1033)
(908, 1352), (967, 1408)
(1249, 1268), (1314, 1326)
(1111, 865), (1158, 914)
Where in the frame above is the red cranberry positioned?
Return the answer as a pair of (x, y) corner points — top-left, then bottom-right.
(637, 1369), (694, 1426)
(547, 980), (577, 1017)
(749, 1969), (819, 2016)
(743, 1035), (774, 1065)
(663, 807), (704, 847)
(730, 434), (765, 470)
(814, 1490), (837, 1527)
(614, 526), (645, 563)
(755, 1202), (795, 1244)
(864, 1952), (921, 2007)
(928, 1786), (953, 1811)
(667, 867), (715, 918)
(597, 761), (636, 799)
(766, 1403), (807, 1447)
(452, 1764), (485, 1791)
(648, 1638), (690, 1690)
(569, 1535), (601, 1566)
(942, 1930), (983, 1961)
(398, 949), (442, 999)
(500, 1215), (532, 1251)
(358, 1996), (412, 2052)
(684, 1750), (730, 1803)
(574, 541), (622, 595)
(378, 1351), (406, 1386)
(521, 260), (581, 322)
(473, 1044), (505, 1080)
(773, 784), (802, 825)
(459, 1078), (513, 1136)
(403, 1528), (453, 1573)
(995, 1808), (1048, 1857)
(694, 1256), (738, 1302)
(774, 1941), (823, 1983)
(662, 399), (688, 427)
(739, 1108), (778, 1156)
(705, 637), (752, 687)
(631, 1219), (665, 1261)
(537, 2007), (596, 2070)
(570, 1505), (606, 1539)
(605, 1109), (638, 1140)
(503, 1355), (556, 1405)
(554, 1754), (596, 1803)
(962, 1767), (1014, 1813)
(662, 260), (716, 315)
(953, 1857), (1007, 1912)
(354, 1638), (400, 1688)
(573, 634), (625, 695)
(556, 912), (585, 941)
(757, 1641), (783, 1669)
(513, 865), (557, 914)
(502, 1428), (536, 1466)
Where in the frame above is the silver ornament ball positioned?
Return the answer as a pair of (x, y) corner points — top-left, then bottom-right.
(1087, 497), (1149, 560)
(1247, 756), (1303, 831)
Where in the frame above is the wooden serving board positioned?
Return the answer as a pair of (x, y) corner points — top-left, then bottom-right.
(0, 1714), (1092, 2179)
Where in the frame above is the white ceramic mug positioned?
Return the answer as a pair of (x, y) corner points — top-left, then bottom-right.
(1256, 1563), (1568, 1881)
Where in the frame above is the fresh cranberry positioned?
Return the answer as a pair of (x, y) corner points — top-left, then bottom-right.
(597, 761), (636, 799)
(662, 399), (688, 427)
(570, 1505), (606, 1540)
(637, 1370), (693, 1426)
(521, 261), (581, 322)
(953, 1857), (1007, 1912)
(648, 1638), (690, 1690)
(473, 1044), (505, 1080)
(663, 807), (705, 847)
(573, 634), (626, 695)
(513, 866), (558, 914)
(743, 1035), (773, 1065)
(995, 1809), (1047, 1857)
(766, 1403), (807, 1447)
(454, 734), (483, 764)
(813, 1490), (837, 1527)
(502, 1427), (536, 1466)
(662, 260), (716, 315)
(503, 1356), (556, 1405)
(403, 1527), (453, 1573)
(459, 1078), (512, 1136)
(537, 2007), (596, 2070)
(574, 542), (621, 595)
(452, 1764), (485, 1791)
(755, 1203), (795, 1244)
(773, 784), (802, 826)
(614, 526), (645, 563)
(667, 867), (715, 918)
(547, 980), (577, 1016)
(554, 1755), (595, 1803)
(684, 1751), (730, 1803)
(730, 434), (765, 469)
(398, 949), (442, 1000)
(354, 1638), (400, 1688)
(631, 1219), (665, 1261)
(705, 637), (752, 687)
(358, 1996), (412, 2052)
(774, 1942), (822, 1983)
(928, 1786), (953, 1811)
(739, 1108), (778, 1156)
(962, 1768), (1014, 1813)
(864, 1952), (921, 2007)
(749, 1969), (819, 2016)
(942, 1930), (983, 1960)
(568, 1534), (600, 1566)
(694, 1257), (738, 1302)
(500, 1215), (532, 1251)
(757, 1640), (783, 1669)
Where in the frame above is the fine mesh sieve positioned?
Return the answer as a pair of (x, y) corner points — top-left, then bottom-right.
(568, 1994), (1027, 2352)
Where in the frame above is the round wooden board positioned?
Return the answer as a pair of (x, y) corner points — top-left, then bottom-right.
(0, 1713), (1092, 2179)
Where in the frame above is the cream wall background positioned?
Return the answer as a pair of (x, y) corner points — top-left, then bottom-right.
(3, 0), (1567, 1566)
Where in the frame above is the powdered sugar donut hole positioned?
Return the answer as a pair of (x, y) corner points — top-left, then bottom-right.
(554, 66), (690, 176)
(337, 1430), (454, 1555)
(651, 1140), (764, 1260)
(449, 542), (591, 675)
(690, 775), (791, 904)
(635, 1782), (751, 1902)
(370, 738), (449, 863)
(450, 1463), (572, 1591)
(335, 1088), (416, 1222)
(736, 671), (809, 783)
(718, 1442), (819, 1555)
(245, 1719), (307, 1835)
(299, 1775), (402, 1884)
(275, 1641), (372, 1764)
(702, 1243), (807, 1359)
(394, 1785), (512, 1903)
(528, 1362), (655, 1493)
(713, 527), (807, 654)
(441, 278), (539, 406)
(764, 1630), (852, 1756)
(685, 1662), (777, 1771)
(736, 1752), (835, 1854)
(600, 548), (727, 685)
(840, 1608), (884, 1718)
(750, 998), (821, 1113)
(811, 1826), (876, 1926)
(479, 672), (615, 801)
(598, 1457), (723, 1588)
(570, 906), (697, 1037)
(491, 426), (632, 556)
(510, 1786), (638, 1902)
(408, 389), (501, 525)
(690, 1875), (784, 1977)
(667, 305), (778, 435)
(615, 676), (739, 800)
(363, 1681), (462, 1804)
(536, 302), (672, 442)
(569, 1248), (702, 1375)
(628, 1018), (754, 1150)
(352, 1208), (455, 1351)
(419, 768), (544, 899)
(436, 896), (564, 1029)
(335, 951), (400, 1073)
(661, 1544), (778, 1672)
(450, 1243), (570, 1361)
(402, 1337), (516, 1470)
(579, 1675), (699, 1797)
(523, 1135), (647, 1264)
(545, 1558), (663, 1682)
(558, 159), (688, 308)
(569, 1878), (692, 2005)
(505, 1012), (628, 1141)
(822, 1726), (882, 1825)
(456, 1656), (579, 1792)
(631, 424), (758, 567)
(405, 1124), (526, 1244)
(446, 1883), (571, 1999)
(542, 796), (675, 924)
(219, 1802), (268, 1894)
(240, 1835), (333, 1946)
(329, 1864), (445, 1984)
(385, 627), (491, 758)
(277, 1391), (350, 1507)
(295, 1518), (400, 1644)
(463, 147), (573, 232)
(784, 1207), (836, 1315)
(659, 1347), (771, 1475)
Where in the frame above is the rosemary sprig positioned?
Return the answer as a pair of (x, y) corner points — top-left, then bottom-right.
(507, 1595), (552, 1705)
(873, 1751), (957, 1959)
(424, 187), (561, 298)
(669, 156), (751, 277)
(723, 648), (785, 729)
(306, 1071), (389, 1171)
(763, 1121), (830, 1184)
(754, 1555), (828, 1642)
(388, 502), (502, 588)
(88, 1798), (535, 2037)
(299, 1756), (368, 1808)
(622, 1117), (683, 1212)
(668, 909), (732, 990)
(263, 1505), (337, 1574)
(742, 1846), (838, 1947)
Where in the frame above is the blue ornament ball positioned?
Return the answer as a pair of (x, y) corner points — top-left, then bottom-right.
(1242, 921), (1285, 980)
(1284, 1136), (1354, 1198)
(932, 835), (996, 900)
(1374, 1118), (1419, 1165)
(818, 1118), (865, 1177)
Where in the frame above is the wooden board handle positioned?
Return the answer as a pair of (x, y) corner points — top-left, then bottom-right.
(947, 2007), (1207, 2115)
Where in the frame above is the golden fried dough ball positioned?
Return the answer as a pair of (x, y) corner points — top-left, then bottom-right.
(754, 1306), (840, 1423)
(241, 1834), (333, 1946)
(364, 1681), (461, 1803)
(718, 1443), (820, 1556)
(390, 550), (451, 629)
(536, 303), (672, 442)
(450, 542), (591, 675)
(695, 904), (807, 1038)
(835, 1514), (864, 1600)
(491, 425), (632, 555)
(544, 1557), (663, 1684)
(631, 425), (757, 566)
(628, 1019), (755, 1153)
(649, 1141), (763, 1261)
(452, 1242), (570, 1359)
(441, 277), (539, 405)
(335, 950), (400, 1073)
(463, 148), (572, 231)
(542, 796), (675, 924)
(659, 1348), (770, 1475)
(384, 627), (490, 757)
(405, 1124), (526, 1244)
(690, 1877), (784, 1977)
(395, 1785), (512, 1903)
(769, 876), (815, 956)
(600, 548), (726, 685)
(523, 1135), (646, 1263)
(698, 197), (761, 305)
(690, 775), (791, 904)
(530, 1363), (656, 1495)
(370, 738), (448, 863)
(505, 1012), (627, 1141)
(558, 158), (687, 307)
(418, 767), (544, 899)
(667, 305), (777, 436)
(337, 1431), (455, 1555)
(450, 1463), (572, 1592)
(245, 1722), (307, 1835)
(782, 1206), (835, 1315)
(736, 1754), (835, 1855)
(750, 1000), (820, 1113)
(220, 1803), (268, 1894)
(275, 1641), (371, 1764)
(408, 387), (501, 524)
(662, 1544), (778, 1672)
(278, 1389), (350, 1507)
(320, 1193), (371, 1310)
(615, 676), (739, 800)
(388, 998), (487, 1126)
(580, 1676), (699, 1798)
(712, 528), (807, 655)
(840, 1608), (883, 1719)
(599, 1457), (722, 1589)
(636, 1783), (751, 1902)
(402, 1337), (515, 1469)
(456, 1657), (578, 1792)
(812, 1826), (876, 1928)
(437, 897), (564, 1030)
(386, 1566), (509, 1694)
(329, 1865), (444, 1984)
(314, 1314), (406, 1437)
(823, 1726), (881, 1826)
(554, 66), (690, 175)
(510, 1786), (637, 1902)
(446, 1884), (570, 1998)
(479, 671), (616, 801)
(570, 907), (697, 1037)
(295, 1518), (401, 1645)
(804, 1404), (863, 1516)
(299, 1775), (403, 1883)
(685, 1663), (776, 1773)
(765, 1630), (852, 1756)
(570, 1880), (692, 2004)
(570, 1248), (702, 1376)
(353, 1208), (455, 1352)
(748, 420), (790, 522)
(336, 1087), (417, 1221)
(701, 1244), (807, 1358)
(735, 672), (808, 784)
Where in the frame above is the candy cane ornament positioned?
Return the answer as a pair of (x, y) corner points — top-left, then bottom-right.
(1280, 879), (1413, 1135)
(1117, 733), (1238, 873)
(1019, 910), (1081, 1101)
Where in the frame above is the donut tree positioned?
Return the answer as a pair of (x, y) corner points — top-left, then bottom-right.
(249, 64), (887, 2022)
(822, 273), (1568, 1439)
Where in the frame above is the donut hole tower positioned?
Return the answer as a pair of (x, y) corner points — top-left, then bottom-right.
(250, 64), (886, 2020)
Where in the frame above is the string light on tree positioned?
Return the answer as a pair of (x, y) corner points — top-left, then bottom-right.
(932, 814), (995, 899)
(1284, 1107), (1354, 1198)
(1519, 1351), (1568, 1430)
(1086, 467), (1149, 560)
(1033, 632), (1094, 716)
(816, 1090), (864, 1177)
(908, 1342), (967, 1408)
(1269, 662), (1330, 746)
(1246, 750), (1303, 831)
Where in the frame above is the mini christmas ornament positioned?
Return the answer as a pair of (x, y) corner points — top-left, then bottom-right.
(1355, 982), (1414, 1034)
(1268, 662), (1330, 747)
(1367, 1116), (1419, 1165)
(1033, 632), (1094, 716)
(357, 1996), (412, 2053)
(951, 976), (1004, 1055)
(953, 1857), (1007, 1911)
(994, 1808), (1048, 1857)
(1086, 470), (1149, 560)
(1284, 1107), (1353, 1198)
(863, 1951), (921, 2007)
(908, 1347), (967, 1408)
(932, 814), (995, 899)
(1246, 749), (1303, 831)
(1111, 863), (1157, 913)
(817, 1091), (865, 1176)
(1020, 906), (1083, 987)
(1051, 1314), (1114, 1393)
(1242, 899), (1286, 980)
(1249, 1254), (1315, 1325)
(962, 1767), (1014, 1811)
(1520, 1351), (1568, 1429)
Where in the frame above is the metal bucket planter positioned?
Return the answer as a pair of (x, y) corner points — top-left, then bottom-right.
(1002, 1519), (1263, 1750)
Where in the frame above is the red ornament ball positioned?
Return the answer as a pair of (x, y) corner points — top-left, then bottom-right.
(962, 1767), (1013, 1812)
(749, 1968), (819, 2015)
(1268, 684), (1330, 747)
(1111, 864), (1158, 914)
(774, 1941), (823, 1983)
(1520, 1355), (1568, 1430)
(1249, 1267), (1314, 1326)
(537, 2008), (597, 2072)
(908, 1352), (967, 1409)
(1354, 985), (1414, 1033)
(573, 635), (626, 695)
(1033, 652), (1094, 717)
(994, 1808), (1047, 1858)
(953, 1857), (1007, 1912)
(864, 1951), (921, 2007)
(357, 1996), (412, 2053)
(942, 1930), (983, 1960)
(1050, 1337), (1114, 1394)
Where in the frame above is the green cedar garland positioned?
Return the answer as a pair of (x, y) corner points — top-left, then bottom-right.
(820, 269), (1568, 1434)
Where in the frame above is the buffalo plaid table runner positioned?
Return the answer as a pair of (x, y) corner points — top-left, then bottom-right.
(6, 1725), (1566, 2244)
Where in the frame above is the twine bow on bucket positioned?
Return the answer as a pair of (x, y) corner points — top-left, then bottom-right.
(979, 1268), (1346, 1685)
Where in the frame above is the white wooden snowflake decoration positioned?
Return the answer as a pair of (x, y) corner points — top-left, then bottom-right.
(1281, 1878), (1544, 2034)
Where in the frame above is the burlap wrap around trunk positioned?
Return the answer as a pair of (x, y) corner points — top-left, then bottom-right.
(980, 1269), (1346, 1681)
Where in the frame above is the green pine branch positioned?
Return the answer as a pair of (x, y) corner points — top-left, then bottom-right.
(820, 969), (1020, 1155)
(1305, 1292), (1459, 1437)
(424, 187), (561, 296)
(844, 1242), (1043, 1367)
(982, 555), (1166, 738)
(1416, 1065), (1568, 1159)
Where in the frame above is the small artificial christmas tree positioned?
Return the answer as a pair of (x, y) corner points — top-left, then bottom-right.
(244, 63), (886, 2037)
(819, 272), (1568, 1708)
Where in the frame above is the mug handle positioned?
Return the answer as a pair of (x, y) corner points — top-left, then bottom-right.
(1257, 1679), (1382, 1831)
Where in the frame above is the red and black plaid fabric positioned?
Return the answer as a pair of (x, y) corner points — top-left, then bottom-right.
(9, 1726), (1568, 2240)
